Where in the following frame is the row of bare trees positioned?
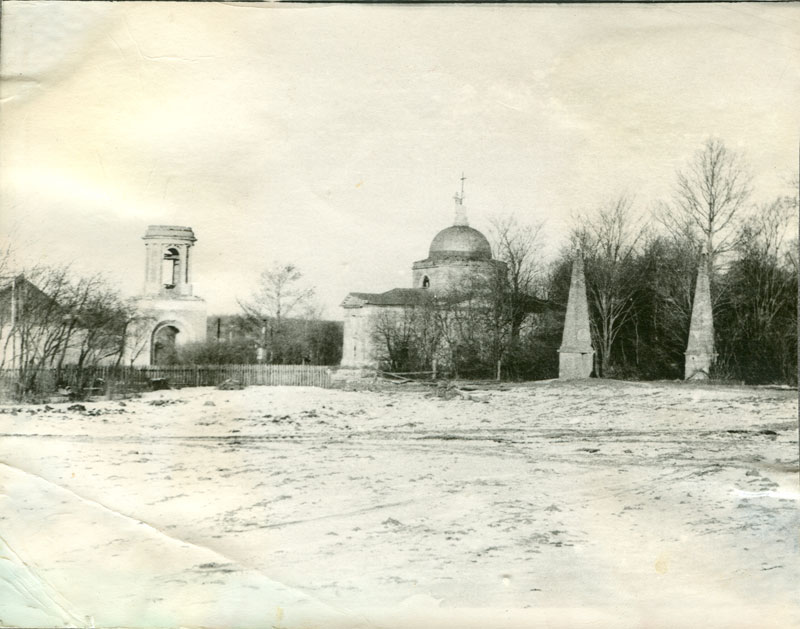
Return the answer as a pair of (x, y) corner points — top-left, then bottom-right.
(370, 279), (514, 379)
(558, 138), (797, 383)
(0, 259), (151, 398)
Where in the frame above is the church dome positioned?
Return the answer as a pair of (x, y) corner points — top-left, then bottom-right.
(429, 225), (493, 261)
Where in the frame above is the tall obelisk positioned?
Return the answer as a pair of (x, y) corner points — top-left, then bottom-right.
(559, 251), (594, 378)
(685, 252), (715, 379)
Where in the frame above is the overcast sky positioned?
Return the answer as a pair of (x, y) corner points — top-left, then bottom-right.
(2, 2), (798, 318)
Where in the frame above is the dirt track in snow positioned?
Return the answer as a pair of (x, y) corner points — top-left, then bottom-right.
(0, 380), (797, 628)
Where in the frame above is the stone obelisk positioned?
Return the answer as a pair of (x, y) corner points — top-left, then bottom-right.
(559, 251), (594, 378)
(685, 252), (715, 379)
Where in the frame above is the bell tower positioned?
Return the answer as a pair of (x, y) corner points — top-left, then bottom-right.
(129, 225), (207, 366)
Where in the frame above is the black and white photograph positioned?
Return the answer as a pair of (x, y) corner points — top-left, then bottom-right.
(0, 2), (798, 627)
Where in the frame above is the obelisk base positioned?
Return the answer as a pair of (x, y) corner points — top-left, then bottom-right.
(559, 349), (594, 379)
(684, 352), (714, 380)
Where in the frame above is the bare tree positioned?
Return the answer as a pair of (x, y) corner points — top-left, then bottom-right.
(118, 308), (156, 367)
(574, 196), (644, 377)
(489, 215), (546, 344)
(54, 274), (105, 377)
(0, 241), (18, 367)
(719, 197), (798, 383)
(72, 284), (132, 369)
(11, 266), (74, 393)
(372, 308), (417, 373)
(430, 274), (516, 379)
(239, 262), (316, 363)
(371, 301), (440, 373)
(648, 235), (697, 351)
(657, 138), (753, 273)
(441, 280), (492, 378)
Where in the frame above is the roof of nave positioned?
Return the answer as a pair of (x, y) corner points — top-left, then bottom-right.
(341, 288), (433, 309)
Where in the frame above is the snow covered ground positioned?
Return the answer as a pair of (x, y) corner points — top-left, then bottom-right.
(0, 380), (797, 628)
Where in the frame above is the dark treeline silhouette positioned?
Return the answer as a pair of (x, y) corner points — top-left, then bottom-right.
(178, 261), (343, 367)
(177, 315), (343, 366)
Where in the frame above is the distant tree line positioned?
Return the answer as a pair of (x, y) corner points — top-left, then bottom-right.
(177, 262), (342, 366)
(177, 315), (342, 366)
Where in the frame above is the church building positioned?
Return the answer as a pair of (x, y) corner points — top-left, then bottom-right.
(340, 189), (506, 369)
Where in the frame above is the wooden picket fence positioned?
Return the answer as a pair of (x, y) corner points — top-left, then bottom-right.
(0, 364), (334, 400)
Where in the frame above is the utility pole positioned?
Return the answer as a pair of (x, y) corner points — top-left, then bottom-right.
(259, 319), (267, 364)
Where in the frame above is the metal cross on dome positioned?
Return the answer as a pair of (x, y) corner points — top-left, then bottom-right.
(454, 172), (466, 205)
(452, 172), (470, 226)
